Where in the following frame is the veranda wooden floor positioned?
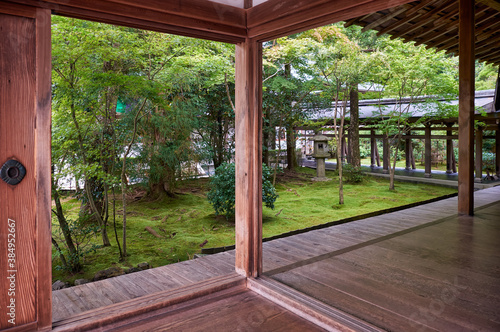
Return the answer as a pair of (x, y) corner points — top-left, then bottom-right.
(266, 186), (500, 331)
(53, 185), (500, 331)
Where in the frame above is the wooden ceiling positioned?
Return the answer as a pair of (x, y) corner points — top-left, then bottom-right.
(3, 0), (415, 43)
(344, 0), (500, 66)
(4, 0), (499, 67)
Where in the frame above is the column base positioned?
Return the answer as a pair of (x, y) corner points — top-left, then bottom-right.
(446, 170), (453, 174)
(382, 169), (389, 174)
(424, 173), (432, 178)
(474, 177), (483, 183)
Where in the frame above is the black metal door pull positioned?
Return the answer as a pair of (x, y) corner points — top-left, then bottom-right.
(1, 160), (26, 185)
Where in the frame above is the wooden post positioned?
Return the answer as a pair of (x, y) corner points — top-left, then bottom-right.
(446, 124), (454, 174)
(475, 126), (483, 182)
(0, 6), (52, 331)
(405, 133), (411, 170)
(496, 124), (500, 177)
(382, 134), (389, 174)
(458, 0), (475, 215)
(235, 39), (263, 278)
(425, 125), (432, 178)
(370, 129), (376, 167)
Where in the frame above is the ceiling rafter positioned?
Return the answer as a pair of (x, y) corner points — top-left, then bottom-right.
(376, 0), (439, 36)
(413, 5), (492, 46)
(344, 0), (500, 66)
(389, 0), (456, 39)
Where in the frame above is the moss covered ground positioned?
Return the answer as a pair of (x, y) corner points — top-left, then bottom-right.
(52, 167), (457, 284)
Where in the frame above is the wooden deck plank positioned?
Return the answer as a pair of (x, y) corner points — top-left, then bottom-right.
(270, 196), (500, 331)
(104, 289), (326, 332)
(71, 283), (115, 310)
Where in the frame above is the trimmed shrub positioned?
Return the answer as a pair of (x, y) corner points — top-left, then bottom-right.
(207, 163), (278, 219)
(343, 164), (364, 184)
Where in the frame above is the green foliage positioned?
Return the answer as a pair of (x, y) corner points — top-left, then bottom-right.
(207, 163), (278, 219)
(52, 217), (100, 273)
(343, 164), (365, 184)
(483, 152), (495, 172)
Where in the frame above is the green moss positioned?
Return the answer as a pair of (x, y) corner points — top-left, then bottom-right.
(52, 169), (456, 284)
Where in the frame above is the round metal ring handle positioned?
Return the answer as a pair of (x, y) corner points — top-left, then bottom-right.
(1, 160), (26, 185)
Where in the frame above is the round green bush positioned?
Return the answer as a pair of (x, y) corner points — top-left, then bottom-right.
(207, 163), (278, 219)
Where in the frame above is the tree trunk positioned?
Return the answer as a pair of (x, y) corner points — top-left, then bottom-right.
(349, 83), (360, 167)
(338, 139), (344, 205)
(286, 124), (297, 170)
(53, 188), (82, 272)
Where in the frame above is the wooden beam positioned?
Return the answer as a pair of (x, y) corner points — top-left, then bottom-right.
(390, 0), (456, 40)
(6, 0), (247, 43)
(376, 0), (439, 36)
(247, 0), (416, 41)
(361, 5), (408, 32)
(437, 12), (500, 53)
(415, 5), (490, 46)
(458, 0), (475, 215)
(477, 0), (500, 12)
(235, 39), (263, 278)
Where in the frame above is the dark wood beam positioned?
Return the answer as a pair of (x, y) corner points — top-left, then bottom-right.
(361, 5), (409, 32)
(376, 0), (438, 36)
(235, 39), (263, 277)
(390, 0), (456, 40)
(458, 0), (475, 215)
(437, 13), (500, 53)
(247, 0), (416, 41)
(6, 0), (247, 43)
(412, 7), (460, 45)
(415, 5), (490, 47)
(344, 12), (374, 27)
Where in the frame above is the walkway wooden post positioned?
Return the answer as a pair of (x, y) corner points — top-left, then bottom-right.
(475, 126), (483, 182)
(370, 129), (376, 167)
(446, 123), (454, 174)
(425, 125), (432, 178)
(405, 133), (411, 170)
(382, 134), (389, 173)
(496, 124), (500, 177)
(235, 39), (263, 278)
(458, 0), (475, 215)
(0, 6), (52, 331)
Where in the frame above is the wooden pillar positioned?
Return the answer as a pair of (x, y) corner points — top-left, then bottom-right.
(458, 0), (475, 215)
(235, 39), (263, 278)
(446, 124), (454, 174)
(425, 125), (432, 178)
(370, 129), (376, 167)
(475, 126), (483, 182)
(382, 134), (389, 173)
(0, 5), (52, 331)
(496, 124), (500, 177)
(405, 133), (411, 170)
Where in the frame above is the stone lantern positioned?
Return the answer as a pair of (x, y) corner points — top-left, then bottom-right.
(311, 134), (331, 181)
